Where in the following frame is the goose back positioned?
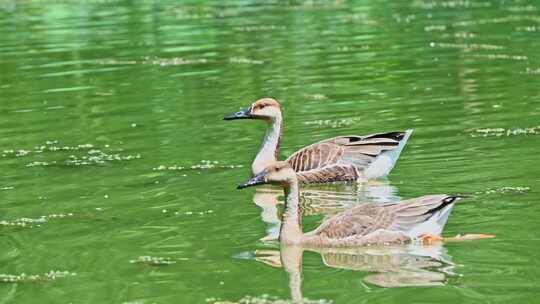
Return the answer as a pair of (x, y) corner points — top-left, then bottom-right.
(286, 131), (410, 183)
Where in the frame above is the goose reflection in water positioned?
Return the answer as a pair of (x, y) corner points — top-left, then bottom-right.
(251, 243), (454, 301)
(252, 180), (400, 242)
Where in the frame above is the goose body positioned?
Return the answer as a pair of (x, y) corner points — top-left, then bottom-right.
(303, 195), (455, 247)
(224, 98), (413, 183)
(238, 161), (464, 248)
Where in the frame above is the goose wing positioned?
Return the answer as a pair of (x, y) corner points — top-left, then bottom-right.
(285, 132), (406, 183)
(310, 195), (457, 239)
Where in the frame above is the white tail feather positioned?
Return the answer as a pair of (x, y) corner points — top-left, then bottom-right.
(407, 203), (454, 238)
(364, 129), (413, 179)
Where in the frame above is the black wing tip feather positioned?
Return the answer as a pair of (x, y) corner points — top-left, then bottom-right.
(365, 131), (406, 141)
(425, 195), (465, 216)
(442, 195), (468, 204)
(345, 131), (406, 142)
(345, 131), (406, 146)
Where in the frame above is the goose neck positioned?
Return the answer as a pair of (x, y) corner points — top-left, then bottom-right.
(252, 115), (283, 175)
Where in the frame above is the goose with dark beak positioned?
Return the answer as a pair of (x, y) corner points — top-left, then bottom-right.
(238, 161), (495, 247)
(224, 97), (414, 184)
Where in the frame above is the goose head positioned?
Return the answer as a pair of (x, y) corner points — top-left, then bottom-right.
(224, 98), (281, 121)
(237, 161), (296, 189)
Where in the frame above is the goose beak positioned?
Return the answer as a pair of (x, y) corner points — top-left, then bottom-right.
(237, 171), (267, 189)
(224, 107), (252, 120)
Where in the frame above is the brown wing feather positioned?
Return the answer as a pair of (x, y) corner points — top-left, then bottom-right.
(296, 164), (358, 183)
(311, 203), (396, 239)
(285, 132), (405, 183)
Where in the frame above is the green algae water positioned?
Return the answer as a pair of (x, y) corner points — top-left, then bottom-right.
(1, 1), (540, 303)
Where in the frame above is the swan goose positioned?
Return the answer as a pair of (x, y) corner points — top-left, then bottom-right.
(224, 98), (413, 183)
(238, 161), (494, 247)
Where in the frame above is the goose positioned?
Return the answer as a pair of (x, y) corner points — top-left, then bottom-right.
(224, 98), (413, 183)
(237, 161), (495, 247)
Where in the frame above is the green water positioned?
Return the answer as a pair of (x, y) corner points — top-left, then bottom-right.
(1, 1), (539, 303)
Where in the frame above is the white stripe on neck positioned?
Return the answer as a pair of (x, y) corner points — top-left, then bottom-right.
(252, 115), (282, 175)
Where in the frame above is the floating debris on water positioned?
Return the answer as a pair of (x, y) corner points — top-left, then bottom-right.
(178, 209), (213, 216)
(64, 151), (141, 166)
(413, 0), (492, 9)
(453, 15), (540, 27)
(0, 213), (74, 229)
(424, 25), (447, 32)
(471, 126), (540, 137)
(344, 14), (378, 25)
(477, 186), (531, 195)
(304, 118), (355, 128)
(516, 26), (538, 32)
(2, 140), (140, 167)
(229, 57), (264, 65)
(98, 57), (208, 66)
(0, 271), (76, 283)
(304, 94), (328, 101)
(171, 6), (239, 19)
(97, 56), (268, 67)
(506, 5), (538, 12)
(525, 67), (540, 75)
(142, 57), (208, 66)
(164, 209), (214, 216)
(336, 45), (370, 52)
(234, 25), (286, 32)
(469, 54), (528, 61)
(1, 186), (14, 190)
(129, 256), (176, 266)
(3, 141), (94, 157)
(429, 42), (504, 51)
(454, 31), (476, 38)
(27, 161), (54, 167)
(153, 160), (243, 171)
(208, 295), (332, 304)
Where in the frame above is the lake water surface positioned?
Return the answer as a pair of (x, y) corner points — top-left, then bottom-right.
(1, 1), (539, 303)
